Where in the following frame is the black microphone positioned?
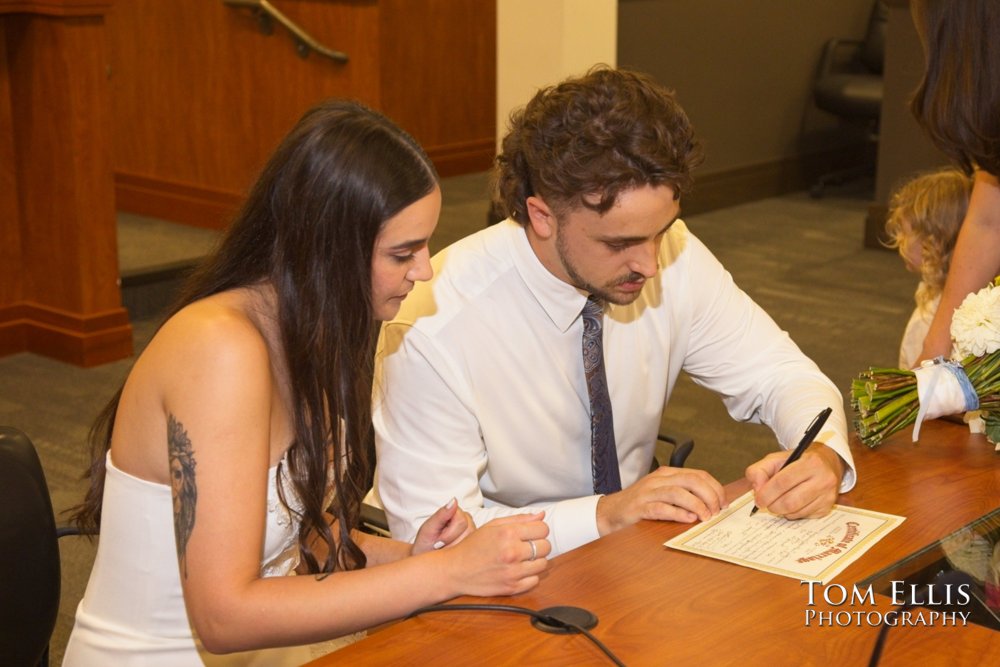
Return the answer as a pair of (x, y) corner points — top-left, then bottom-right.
(868, 570), (974, 667)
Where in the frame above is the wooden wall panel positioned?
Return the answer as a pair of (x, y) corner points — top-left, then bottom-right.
(379, 0), (496, 176)
(110, 0), (380, 184)
(108, 0), (496, 228)
(109, 0), (379, 228)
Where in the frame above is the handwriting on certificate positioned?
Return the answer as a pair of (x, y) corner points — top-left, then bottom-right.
(665, 492), (904, 584)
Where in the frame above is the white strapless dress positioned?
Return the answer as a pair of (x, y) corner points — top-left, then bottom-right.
(63, 453), (350, 666)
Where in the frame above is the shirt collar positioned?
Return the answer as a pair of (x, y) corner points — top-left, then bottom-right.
(505, 219), (589, 333)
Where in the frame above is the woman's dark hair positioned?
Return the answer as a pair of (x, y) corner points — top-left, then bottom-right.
(71, 99), (438, 574)
(910, 0), (1000, 175)
(493, 66), (703, 223)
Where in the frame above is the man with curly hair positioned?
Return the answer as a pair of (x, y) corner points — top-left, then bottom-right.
(373, 67), (856, 556)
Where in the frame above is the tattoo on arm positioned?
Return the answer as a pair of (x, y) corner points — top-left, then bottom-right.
(168, 414), (197, 578)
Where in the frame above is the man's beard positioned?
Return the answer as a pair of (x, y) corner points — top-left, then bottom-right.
(556, 232), (646, 305)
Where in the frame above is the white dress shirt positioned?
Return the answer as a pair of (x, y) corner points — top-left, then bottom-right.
(373, 219), (856, 556)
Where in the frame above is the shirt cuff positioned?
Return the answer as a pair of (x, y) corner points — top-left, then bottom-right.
(822, 437), (857, 493)
(839, 465), (857, 493)
(545, 494), (603, 556)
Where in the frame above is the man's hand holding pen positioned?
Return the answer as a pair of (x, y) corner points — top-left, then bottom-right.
(746, 407), (846, 519)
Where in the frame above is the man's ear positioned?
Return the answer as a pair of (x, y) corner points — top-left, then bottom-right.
(525, 196), (556, 239)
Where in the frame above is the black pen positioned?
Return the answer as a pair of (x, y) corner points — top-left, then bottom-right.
(750, 406), (833, 516)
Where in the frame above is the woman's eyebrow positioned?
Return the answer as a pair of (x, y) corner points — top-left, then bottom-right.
(385, 237), (430, 251)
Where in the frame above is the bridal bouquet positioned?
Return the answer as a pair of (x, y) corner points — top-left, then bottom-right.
(852, 276), (1000, 448)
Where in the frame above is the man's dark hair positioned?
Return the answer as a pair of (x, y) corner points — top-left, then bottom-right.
(493, 66), (703, 223)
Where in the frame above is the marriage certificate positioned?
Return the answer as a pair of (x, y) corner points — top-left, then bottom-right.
(665, 492), (904, 583)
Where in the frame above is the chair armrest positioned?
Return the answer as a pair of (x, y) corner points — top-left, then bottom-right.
(56, 525), (97, 539)
(656, 431), (695, 468)
(360, 502), (391, 537)
(817, 38), (864, 78)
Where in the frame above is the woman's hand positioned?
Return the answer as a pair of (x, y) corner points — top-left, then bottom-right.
(412, 498), (474, 555)
(442, 512), (551, 597)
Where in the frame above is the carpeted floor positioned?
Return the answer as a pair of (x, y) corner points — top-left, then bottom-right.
(1, 171), (915, 664)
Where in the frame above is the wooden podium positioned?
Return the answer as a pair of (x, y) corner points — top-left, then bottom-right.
(0, 0), (132, 366)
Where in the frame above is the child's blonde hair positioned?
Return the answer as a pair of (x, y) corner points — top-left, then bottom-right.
(885, 168), (973, 311)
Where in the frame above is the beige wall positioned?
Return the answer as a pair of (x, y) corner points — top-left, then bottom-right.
(876, 2), (946, 202)
(496, 1), (940, 222)
(617, 0), (876, 175)
(496, 0), (617, 150)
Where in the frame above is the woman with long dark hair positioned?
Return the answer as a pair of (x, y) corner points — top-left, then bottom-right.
(63, 100), (550, 665)
(909, 0), (1000, 361)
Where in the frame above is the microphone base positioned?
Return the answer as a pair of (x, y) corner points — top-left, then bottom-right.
(531, 606), (599, 634)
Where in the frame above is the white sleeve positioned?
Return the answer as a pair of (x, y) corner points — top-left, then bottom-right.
(372, 322), (603, 555)
(675, 234), (856, 490)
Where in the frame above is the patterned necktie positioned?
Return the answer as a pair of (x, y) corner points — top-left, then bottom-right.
(582, 295), (622, 494)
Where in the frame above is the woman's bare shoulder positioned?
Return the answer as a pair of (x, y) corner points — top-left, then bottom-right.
(127, 290), (279, 406)
(113, 290), (277, 480)
(155, 291), (270, 358)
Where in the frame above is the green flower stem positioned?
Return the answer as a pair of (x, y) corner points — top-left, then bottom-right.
(874, 394), (915, 423)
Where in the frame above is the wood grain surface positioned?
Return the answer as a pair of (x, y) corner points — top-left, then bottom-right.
(313, 420), (1000, 666)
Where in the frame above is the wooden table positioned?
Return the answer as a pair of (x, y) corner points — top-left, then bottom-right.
(311, 420), (1000, 666)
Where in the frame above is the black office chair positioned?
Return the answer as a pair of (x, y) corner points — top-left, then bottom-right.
(359, 431), (695, 536)
(809, 1), (887, 198)
(0, 427), (91, 667)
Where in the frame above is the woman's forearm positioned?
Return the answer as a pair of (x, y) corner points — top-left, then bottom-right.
(355, 529), (412, 565)
(919, 171), (1000, 361)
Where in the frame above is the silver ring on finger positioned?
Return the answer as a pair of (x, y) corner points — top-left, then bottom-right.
(528, 539), (537, 561)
